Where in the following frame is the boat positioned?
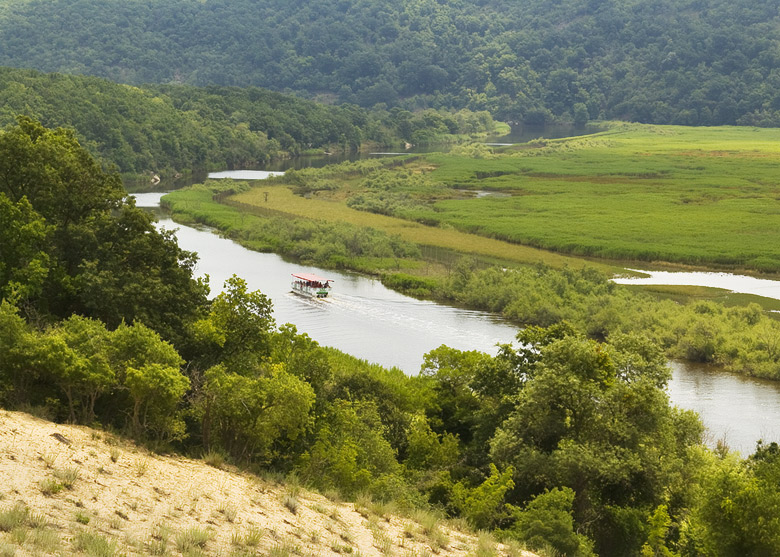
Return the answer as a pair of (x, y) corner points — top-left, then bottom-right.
(291, 272), (333, 298)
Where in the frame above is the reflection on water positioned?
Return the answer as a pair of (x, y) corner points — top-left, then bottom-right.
(669, 362), (780, 455)
(207, 170), (284, 180)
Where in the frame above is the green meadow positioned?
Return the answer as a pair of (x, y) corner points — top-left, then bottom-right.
(416, 123), (780, 272)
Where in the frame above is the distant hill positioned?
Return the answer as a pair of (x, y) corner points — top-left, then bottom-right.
(0, 0), (777, 125)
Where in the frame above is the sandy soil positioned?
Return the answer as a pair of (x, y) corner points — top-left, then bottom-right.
(0, 410), (536, 556)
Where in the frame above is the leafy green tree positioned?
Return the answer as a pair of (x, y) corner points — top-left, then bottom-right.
(299, 400), (399, 497)
(0, 301), (42, 405)
(46, 315), (115, 423)
(125, 363), (190, 441)
(0, 117), (208, 341)
(199, 363), (314, 464)
(641, 505), (677, 557)
(269, 324), (331, 396)
(685, 453), (780, 556)
(0, 193), (50, 304)
(490, 330), (702, 555)
(190, 275), (275, 375)
(510, 487), (595, 557)
(452, 463), (515, 530)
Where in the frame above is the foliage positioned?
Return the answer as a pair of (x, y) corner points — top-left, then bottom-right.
(299, 400), (400, 498)
(510, 487), (595, 557)
(5, 120), (780, 557)
(0, 0), (777, 126)
(0, 68), (496, 175)
(0, 116), (209, 343)
(452, 463), (515, 530)
(198, 363), (315, 464)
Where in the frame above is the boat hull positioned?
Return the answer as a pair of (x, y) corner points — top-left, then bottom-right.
(291, 281), (330, 298)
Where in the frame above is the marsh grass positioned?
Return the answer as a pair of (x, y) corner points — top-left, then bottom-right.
(170, 123), (780, 275)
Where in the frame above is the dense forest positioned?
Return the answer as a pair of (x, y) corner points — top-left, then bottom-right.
(0, 0), (778, 125)
(0, 67), (497, 175)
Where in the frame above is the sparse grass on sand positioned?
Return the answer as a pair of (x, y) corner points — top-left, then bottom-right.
(0, 410), (537, 556)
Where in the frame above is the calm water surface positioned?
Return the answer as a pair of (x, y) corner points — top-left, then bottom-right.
(614, 269), (780, 301)
(133, 167), (780, 456)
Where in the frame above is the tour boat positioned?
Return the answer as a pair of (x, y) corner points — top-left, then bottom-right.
(291, 272), (333, 298)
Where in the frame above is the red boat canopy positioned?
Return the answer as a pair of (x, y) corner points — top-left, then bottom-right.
(291, 273), (333, 283)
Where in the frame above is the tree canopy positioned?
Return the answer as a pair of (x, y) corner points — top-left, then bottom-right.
(0, 0), (777, 125)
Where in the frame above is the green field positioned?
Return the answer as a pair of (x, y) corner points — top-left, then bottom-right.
(412, 123), (780, 272)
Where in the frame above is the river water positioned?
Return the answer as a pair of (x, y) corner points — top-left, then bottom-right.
(132, 165), (780, 456)
(614, 269), (780, 301)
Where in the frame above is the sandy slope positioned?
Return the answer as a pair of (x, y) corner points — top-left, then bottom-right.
(0, 410), (536, 556)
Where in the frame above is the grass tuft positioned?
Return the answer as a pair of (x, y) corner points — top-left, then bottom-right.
(73, 531), (118, 557)
(54, 466), (80, 489)
(0, 504), (27, 532)
(175, 527), (211, 552)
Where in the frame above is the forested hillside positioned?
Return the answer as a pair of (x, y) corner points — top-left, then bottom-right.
(0, 68), (496, 174)
(0, 0), (777, 125)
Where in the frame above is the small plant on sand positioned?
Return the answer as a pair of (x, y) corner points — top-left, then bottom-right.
(27, 512), (48, 529)
(472, 532), (497, 557)
(109, 447), (121, 463)
(28, 527), (60, 553)
(53, 466), (80, 489)
(413, 510), (448, 553)
(133, 459), (149, 477)
(331, 542), (354, 554)
(175, 527), (211, 553)
(74, 511), (91, 525)
(39, 478), (64, 496)
(202, 450), (225, 469)
(148, 523), (171, 555)
(40, 452), (58, 468)
(217, 501), (238, 522)
(0, 504), (28, 531)
(283, 493), (299, 514)
(268, 539), (301, 557)
(243, 525), (263, 547)
(73, 531), (118, 557)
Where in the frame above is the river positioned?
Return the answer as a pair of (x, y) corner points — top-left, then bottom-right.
(133, 188), (780, 456)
